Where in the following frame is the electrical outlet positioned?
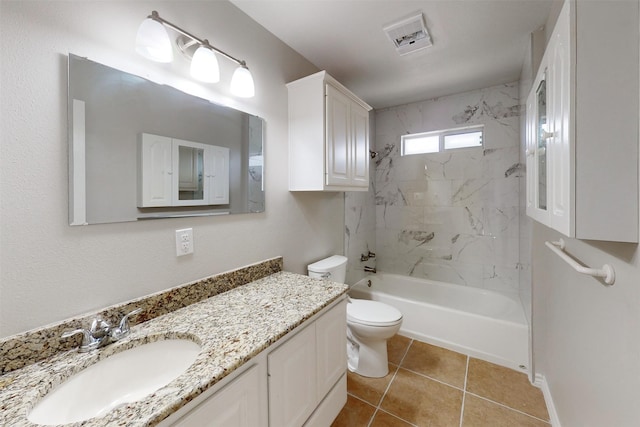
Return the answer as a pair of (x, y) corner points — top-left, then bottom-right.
(175, 228), (194, 256)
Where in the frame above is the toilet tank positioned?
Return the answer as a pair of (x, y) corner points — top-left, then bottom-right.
(307, 255), (347, 283)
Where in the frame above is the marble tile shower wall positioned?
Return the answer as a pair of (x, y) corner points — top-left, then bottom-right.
(374, 83), (522, 292)
(345, 163), (377, 285)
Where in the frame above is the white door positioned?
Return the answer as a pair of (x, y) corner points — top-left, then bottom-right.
(326, 84), (351, 186)
(172, 365), (263, 427)
(268, 325), (317, 427)
(138, 133), (172, 207)
(315, 301), (347, 399)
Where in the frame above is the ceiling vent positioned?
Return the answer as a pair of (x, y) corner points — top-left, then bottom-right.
(383, 13), (432, 56)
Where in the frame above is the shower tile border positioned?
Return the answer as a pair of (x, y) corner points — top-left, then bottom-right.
(0, 257), (283, 375)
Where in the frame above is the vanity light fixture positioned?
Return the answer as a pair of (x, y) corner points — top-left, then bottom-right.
(135, 11), (255, 97)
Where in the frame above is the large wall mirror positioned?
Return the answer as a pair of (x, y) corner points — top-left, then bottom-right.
(68, 54), (265, 225)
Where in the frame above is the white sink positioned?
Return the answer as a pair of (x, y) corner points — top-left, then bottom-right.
(28, 339), (201, 425)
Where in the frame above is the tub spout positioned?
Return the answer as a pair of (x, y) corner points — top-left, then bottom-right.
(364, 266), (376, 273)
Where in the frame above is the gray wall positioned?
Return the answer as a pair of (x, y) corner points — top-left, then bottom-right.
(0, 0), (344, 338)
(532, 225), (640, 426)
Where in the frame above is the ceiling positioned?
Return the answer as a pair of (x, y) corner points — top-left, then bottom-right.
(230, 0), (554, 109)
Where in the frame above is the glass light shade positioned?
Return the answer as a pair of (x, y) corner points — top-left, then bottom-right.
(135, 18), (173, 63)
(230, 66), (255, 98)
(190, 46), (220, 83)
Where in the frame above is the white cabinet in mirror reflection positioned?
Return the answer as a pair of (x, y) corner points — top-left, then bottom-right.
(138, 133), (229, 208)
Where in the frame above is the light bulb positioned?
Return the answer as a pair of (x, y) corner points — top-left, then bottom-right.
(230, 66), (255, 98)
(135, 18), (173, 63)
(190, 46), (220, 83)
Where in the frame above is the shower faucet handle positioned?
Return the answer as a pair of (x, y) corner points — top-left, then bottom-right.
(361, 251), (376, 262)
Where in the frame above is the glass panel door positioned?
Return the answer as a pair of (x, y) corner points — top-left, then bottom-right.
(536, 76), (548, 211)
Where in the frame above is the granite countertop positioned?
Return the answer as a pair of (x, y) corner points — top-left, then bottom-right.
(0, 272), (348, 427)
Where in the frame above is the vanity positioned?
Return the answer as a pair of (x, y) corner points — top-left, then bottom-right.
(0, 266), (348, 426)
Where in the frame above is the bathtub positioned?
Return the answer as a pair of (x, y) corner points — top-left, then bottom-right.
(350, 273), (529, 371)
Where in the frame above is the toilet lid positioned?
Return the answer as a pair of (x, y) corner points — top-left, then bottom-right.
(347, 299), (402, 327)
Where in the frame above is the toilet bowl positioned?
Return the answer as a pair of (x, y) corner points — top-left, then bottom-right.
(346, 299), (402, 377)
(307, 255), (403, 378)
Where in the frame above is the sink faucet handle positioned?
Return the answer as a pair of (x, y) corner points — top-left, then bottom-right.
(111, 308), (142, 341)
(61, 328), (101, 352)
(61, 328), (92, 345)
(89, 317), (112, 338)
(119, 308), (142, 329)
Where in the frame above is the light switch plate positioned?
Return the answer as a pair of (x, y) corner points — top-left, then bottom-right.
(175, 228), (194, 256)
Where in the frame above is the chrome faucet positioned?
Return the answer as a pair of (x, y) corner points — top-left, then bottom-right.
(109, 308), (142, 341)
(364, 266), (377, 273)
(61, 308), (141, 353)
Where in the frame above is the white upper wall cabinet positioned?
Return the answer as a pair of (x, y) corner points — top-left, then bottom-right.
(526, 0), (638, 243)
(287, 71), (372, 191)
(138, 133), (230, 208)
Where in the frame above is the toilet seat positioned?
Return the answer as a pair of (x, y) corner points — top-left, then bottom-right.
(347, 299), (403, 327)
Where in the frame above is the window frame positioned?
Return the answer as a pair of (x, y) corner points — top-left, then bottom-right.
(401, 124), (484, 156)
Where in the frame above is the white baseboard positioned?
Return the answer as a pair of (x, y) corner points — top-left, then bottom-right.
(534, 374), (561, 427)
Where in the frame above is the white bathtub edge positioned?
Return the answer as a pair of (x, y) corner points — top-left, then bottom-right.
(399, 327), (527, 373)
(534, 374), (561, 427)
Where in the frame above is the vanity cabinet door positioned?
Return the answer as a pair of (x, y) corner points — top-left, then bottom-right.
(268, 324), (317, 427)
(315, 300), (347, 399)
(172, 364), (263, 427)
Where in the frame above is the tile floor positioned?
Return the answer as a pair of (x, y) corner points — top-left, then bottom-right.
(332, 335), (550, 427)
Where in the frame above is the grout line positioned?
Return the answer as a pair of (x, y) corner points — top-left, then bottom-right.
(466, 392), (552, 424)
(459, 356), (470, 427)
(366, 338), (414, 427)
(398, 365), (466, 392)
(347, 392), (377, 408)
(375, 407), (420, 427)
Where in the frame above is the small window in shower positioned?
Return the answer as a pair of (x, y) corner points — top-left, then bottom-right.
(401, 125), (484, 156)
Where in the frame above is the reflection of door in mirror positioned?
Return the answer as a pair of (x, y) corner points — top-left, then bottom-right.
(178, 145), (205, 201)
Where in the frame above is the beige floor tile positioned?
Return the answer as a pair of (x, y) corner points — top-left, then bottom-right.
(466, 358), (549, 421)
(380, 367), (463, 426)
(387, 334), (412, 365)
(347, 364), (398, 406)
(370, 409), (416, 427)
(331, 394), (376, 427)
(400, 340), (468, 388)
(462, 394), (550, 427)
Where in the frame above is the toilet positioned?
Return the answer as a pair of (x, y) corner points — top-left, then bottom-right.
(307, 255), (403, 378)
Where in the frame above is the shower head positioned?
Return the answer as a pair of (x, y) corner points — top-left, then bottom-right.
(369, 150), (378, 159)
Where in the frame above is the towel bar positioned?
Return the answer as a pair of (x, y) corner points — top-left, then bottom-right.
(544, 239), (615, 285)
